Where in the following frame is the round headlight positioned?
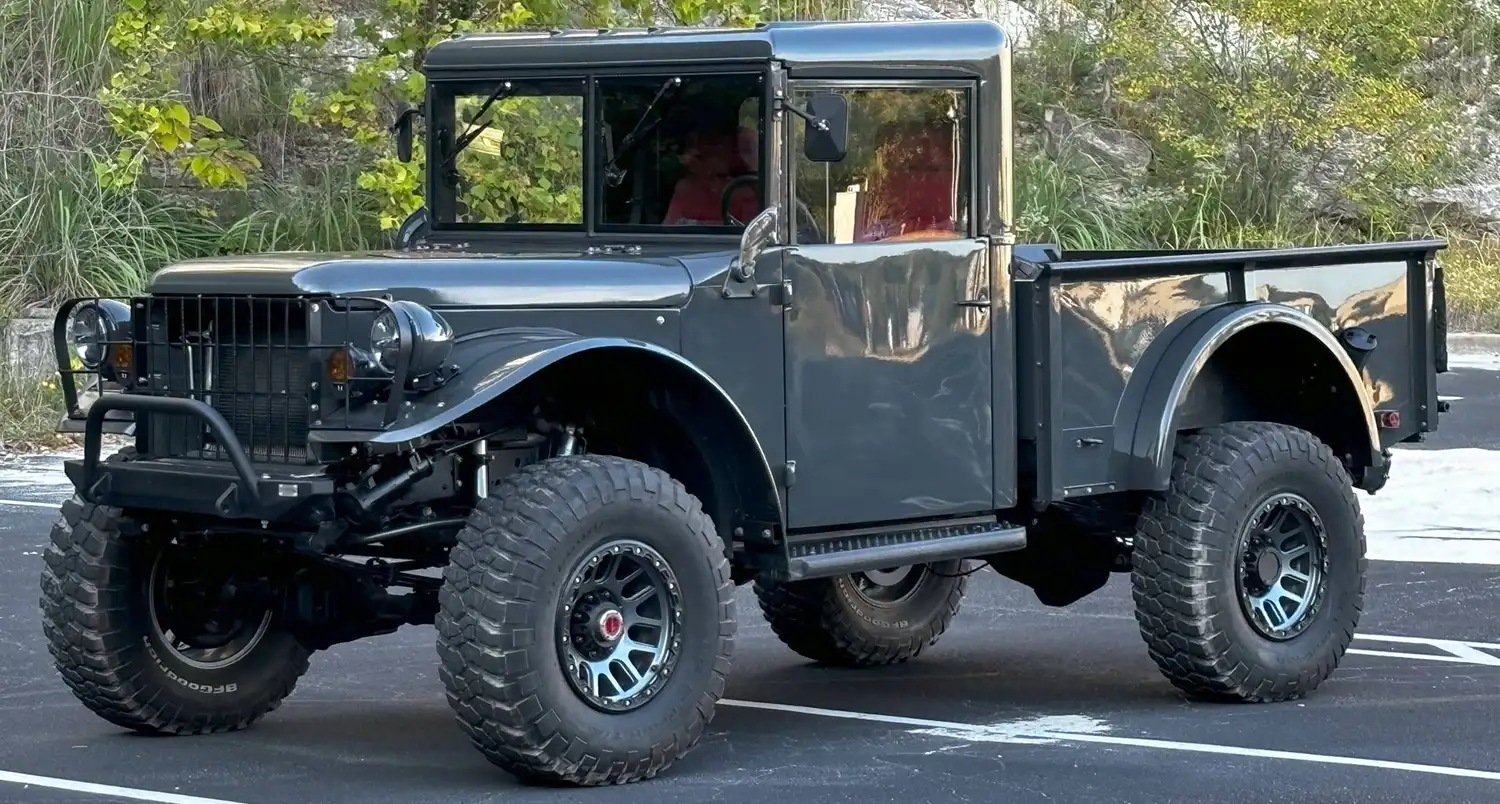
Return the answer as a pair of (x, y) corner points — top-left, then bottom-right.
(69, 305), (107, 369)
(370, 310), (400, 374)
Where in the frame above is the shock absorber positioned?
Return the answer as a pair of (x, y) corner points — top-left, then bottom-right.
(473, 438), (489, 499)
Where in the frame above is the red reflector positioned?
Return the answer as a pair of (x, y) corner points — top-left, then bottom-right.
(1377, 410), (1401, 429)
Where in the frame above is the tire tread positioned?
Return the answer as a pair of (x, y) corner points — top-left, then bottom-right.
(435, 454), (734, 786)
(752, 567), (967, 666)
(1130, 421), (1366, 702)
(39, 449), (310, 734)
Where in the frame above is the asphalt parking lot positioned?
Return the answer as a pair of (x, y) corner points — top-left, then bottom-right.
(1, 350), (1499, 804)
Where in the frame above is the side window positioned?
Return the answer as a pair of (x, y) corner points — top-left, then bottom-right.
(791, 86), (970, 245)
(595, 73), (764, 230)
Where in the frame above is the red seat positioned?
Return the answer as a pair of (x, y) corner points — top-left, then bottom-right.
(663, 131), (758, 225)
(858, 128), (959, 241)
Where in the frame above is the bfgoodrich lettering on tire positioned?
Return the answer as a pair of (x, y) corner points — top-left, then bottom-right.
(753, 562), (969, 666)
(38, 452), (311, 734)
(435, 454), (735, 786)
(1130, 421), (1366, 702)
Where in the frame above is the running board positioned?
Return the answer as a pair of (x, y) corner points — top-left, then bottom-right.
(784, 516), (1027, 581)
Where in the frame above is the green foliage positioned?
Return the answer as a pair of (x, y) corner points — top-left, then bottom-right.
(450, 95), (586, 224)
(12, 0), (1500, 307)
(98, 0), (335, 189)
(1086, 0), (1467, 226)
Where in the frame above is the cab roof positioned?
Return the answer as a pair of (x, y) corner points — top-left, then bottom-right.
(421, 18), (1010, 82)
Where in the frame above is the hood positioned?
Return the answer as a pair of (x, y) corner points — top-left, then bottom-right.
(147, 250), (694, 309)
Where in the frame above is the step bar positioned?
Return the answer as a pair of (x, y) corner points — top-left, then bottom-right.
(784, 515), (1028, 581)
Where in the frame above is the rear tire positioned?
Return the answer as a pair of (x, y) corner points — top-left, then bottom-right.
(753, 563), (968, 666)
(1131, 421), (1366, 702)
(435, 454), (735, 786)
(39, 452), (312, 734)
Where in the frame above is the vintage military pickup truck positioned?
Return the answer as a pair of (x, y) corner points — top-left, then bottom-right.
(42, 17), (1448, 787)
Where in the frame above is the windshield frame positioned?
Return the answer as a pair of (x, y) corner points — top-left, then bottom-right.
(424, 62), (773, 240)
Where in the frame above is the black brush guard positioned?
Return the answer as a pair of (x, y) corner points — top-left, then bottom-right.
(54, 294), (421, 520)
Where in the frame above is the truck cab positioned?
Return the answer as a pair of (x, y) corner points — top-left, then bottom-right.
(42, 19), (1446, 788)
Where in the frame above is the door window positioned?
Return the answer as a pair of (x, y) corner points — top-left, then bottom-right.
(791, 86), (971, 245)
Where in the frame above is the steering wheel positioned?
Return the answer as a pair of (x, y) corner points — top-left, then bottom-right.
(721, 173), (824, 244)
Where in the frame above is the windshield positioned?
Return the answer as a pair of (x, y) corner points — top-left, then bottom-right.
(431, 72), (764, 233)
(438, 78), (585, 227)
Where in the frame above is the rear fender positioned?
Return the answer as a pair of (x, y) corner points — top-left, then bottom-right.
(1113, 302), (1381, 491)
(372, 328), (785, 530)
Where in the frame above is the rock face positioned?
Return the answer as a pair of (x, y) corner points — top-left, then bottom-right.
(1417, 101), (1500, 232)
(862, 0), (1042, 47)
(861, 0), (950, 20)
(1041, 106), (1153, 176)
(2, 312), (57, 381)
(1419, 182), (1500, 232)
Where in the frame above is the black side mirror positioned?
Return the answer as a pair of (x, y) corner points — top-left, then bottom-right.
(802, 93), (849, 163)
(392, 105), (420, 163)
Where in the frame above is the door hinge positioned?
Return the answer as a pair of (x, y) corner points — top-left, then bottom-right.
(781, 460), (797, 488)
(767, 279), (792, 308)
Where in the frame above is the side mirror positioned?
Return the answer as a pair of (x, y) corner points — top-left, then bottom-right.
(802, 93), (849, 163)
(391, 105), (420, 163)
(731, 207), (779, 284)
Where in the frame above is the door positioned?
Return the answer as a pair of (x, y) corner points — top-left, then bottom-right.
(781, 81), (994, 531)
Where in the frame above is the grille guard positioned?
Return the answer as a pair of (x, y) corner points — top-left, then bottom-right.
(79, 394), (264, 509)
(53, 293), (426, 464)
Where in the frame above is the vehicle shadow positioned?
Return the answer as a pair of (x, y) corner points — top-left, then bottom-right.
(185, 633), (1191, 796)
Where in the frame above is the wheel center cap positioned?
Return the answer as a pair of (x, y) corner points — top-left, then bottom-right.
(596, 609), (624, 643)
(1255, 550), (1281, 587)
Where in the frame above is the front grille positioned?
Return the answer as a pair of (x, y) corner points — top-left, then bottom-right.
(137, 296), (314, 464)
(212, 340), (310, 461)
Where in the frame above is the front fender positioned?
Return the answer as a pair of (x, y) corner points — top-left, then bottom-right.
(367, 327), (585, 442)
(367, 328), (785, 527)
(1112, 302), (1381, 491)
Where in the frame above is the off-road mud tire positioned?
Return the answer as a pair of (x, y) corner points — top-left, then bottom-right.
(435, 454), (735, 786)
(753, 562), (969, 666)
(39, 449), (312, 734)
(1131, 421), (1366, 703)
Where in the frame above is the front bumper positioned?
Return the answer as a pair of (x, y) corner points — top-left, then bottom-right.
(70, 394), (334, 520)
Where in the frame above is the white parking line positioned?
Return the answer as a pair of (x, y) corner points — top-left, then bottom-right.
(0, 498), (60, 509)
(719, 698), (1500, 782)
(0, 769), (247, 804)
(1351, 634), (1500, 666)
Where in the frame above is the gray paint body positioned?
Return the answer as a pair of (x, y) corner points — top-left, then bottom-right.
(97, 19), (1443, 541)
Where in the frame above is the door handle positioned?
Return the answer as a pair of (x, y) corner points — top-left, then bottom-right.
(956, 298), (989, 308)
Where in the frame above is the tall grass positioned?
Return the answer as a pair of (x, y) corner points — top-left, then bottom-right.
(0, 0), (385, 317)
(217, 166), (388, 254)
(1443, 232), (1500, 332)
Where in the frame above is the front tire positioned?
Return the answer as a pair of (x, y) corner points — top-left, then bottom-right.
(40, 484), (311, 734)
(435, 455), (735, 786)
(1131, 421), (1366, 702)
(753, 563), (969, 666)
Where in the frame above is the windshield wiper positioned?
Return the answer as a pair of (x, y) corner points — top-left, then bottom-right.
(602, 76), (682, 187)
(442, 80), (514, 179)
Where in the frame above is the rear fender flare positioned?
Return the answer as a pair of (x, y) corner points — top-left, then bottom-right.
(372, 330), (785, 529)
(1112, 302), (1380, 491)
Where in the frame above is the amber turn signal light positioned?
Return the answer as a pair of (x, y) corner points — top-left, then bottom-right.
(327, 348), (350, 383)
(110, 344), (132, 375)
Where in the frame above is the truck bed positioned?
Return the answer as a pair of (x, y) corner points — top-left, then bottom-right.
(1011, 239), (1448, 505)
